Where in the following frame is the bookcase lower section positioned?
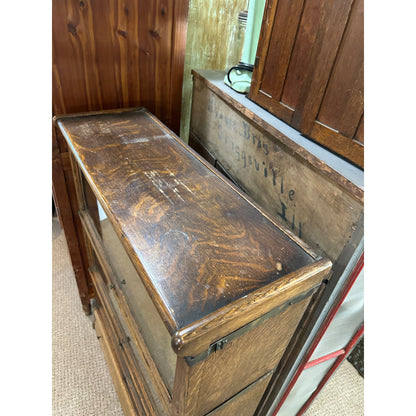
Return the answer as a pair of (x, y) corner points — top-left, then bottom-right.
(92, 268), (163, 416)
(91, 263), (276, 416)
(205, 372), (273, 416)
(94, 309), (152, 416)
(79, 207), (323, 416)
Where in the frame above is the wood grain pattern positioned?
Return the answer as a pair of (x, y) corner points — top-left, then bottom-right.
(248, 0), (329, 125)
(176, 295), (315, 415)
(304, 0), (364, 167)
(52, 0), (188, 133)
(293, 0), (354, 132)
(55, 107), (330, 357)
(315, 0), (364, 136)
(259, 0), (305, 99)
(280, 0), (327, 110)
(172, 262), (329, 358)
(60, 108), (335, 416)
(204, 372), (273, 416)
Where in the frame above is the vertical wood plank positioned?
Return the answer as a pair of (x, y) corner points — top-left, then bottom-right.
(171, 0), (190, 134)
(280, 0), (326, 109)
(337, 62), (364, 140)
(292, 0), (354, 132)
(354, 115), (364, 145)
(259, 0), (305, 99)
(316, 0), (364, 138)
(52, 0), (188, 132)
(249, 0), (280, 99)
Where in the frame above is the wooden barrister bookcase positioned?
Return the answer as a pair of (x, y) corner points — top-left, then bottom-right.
(54, 108), (331, 416)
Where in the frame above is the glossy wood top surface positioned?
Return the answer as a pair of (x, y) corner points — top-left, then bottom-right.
(55, 108), (318, 333)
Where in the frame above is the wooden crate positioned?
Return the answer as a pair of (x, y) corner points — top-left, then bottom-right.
(190, 70), (363, 265)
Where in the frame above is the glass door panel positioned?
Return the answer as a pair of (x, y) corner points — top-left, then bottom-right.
(86, 192), (176, 393)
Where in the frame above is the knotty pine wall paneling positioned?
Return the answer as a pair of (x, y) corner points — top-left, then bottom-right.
(53, 0), (189, 132)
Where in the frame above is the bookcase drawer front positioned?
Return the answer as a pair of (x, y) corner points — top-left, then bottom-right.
(187, 294), (314, 416)
(205, 372), (273, 416)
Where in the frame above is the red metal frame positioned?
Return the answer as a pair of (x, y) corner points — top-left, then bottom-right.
(297, 324), (364, 415)
(271, 253), (364, 415)
(303, 349), (345, 370)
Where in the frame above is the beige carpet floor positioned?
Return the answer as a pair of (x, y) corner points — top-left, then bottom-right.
(52, 218), (124, 416)
(52, 217), (363, 415)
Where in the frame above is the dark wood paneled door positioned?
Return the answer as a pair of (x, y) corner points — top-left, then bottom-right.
(249, 0), (364, 168)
